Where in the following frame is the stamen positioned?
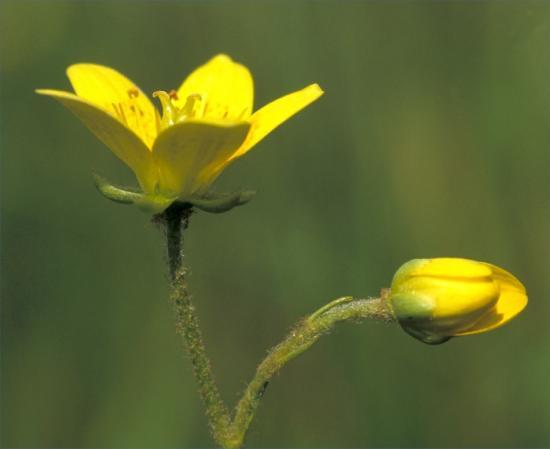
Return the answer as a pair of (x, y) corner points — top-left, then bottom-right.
(203, 100), (234, 120)
(111, 102), (128, 125)
(152, 90), (207, 130)
(118, 104), (128, 124)
(153, 90), (177, 128)
(127, 88), (139, 99)
(236, 107), (250, 120)
(179, 94), (206, 121)
(127, 101), (148, 145)
(181, 94), (200, 117)
(109, 94), (155, 148)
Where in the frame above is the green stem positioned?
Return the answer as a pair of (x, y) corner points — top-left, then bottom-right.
(163, 203), (231, 444)
(226, 296), (394, 448)
(160, 205), (396, 448)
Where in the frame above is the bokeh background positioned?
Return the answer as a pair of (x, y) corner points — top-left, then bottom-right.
(2, 1), (550, 447)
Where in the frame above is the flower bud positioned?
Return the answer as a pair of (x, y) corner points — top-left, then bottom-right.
(388, 258), (527, 345)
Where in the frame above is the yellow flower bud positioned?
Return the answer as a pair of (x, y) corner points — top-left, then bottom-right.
(388, 258), (528, 345)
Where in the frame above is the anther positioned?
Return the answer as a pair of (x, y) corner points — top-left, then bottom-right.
(127, 88), (139, 99)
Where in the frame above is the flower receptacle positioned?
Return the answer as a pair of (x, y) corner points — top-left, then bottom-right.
(93, 173), (254, 214)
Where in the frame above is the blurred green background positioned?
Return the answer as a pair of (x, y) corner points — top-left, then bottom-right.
(2, 1), (550, 447)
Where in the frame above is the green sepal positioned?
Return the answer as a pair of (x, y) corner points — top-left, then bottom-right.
(93, 173), (143, 204)
(389, 292), (450, 345)
(92, 174), (174, 213)
(93, 173), (255, 214)
(185, 190), (256, 213)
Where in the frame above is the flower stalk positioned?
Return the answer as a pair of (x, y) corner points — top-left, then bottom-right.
(227, 295), (394, 448)
(162, 204), (232, 445)
(160, 205), (395, 448)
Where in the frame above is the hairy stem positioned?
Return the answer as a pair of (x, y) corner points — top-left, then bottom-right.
(163, 203), (231, 445)
(159, 204), (395, 448)
(226, 296), (394, 448)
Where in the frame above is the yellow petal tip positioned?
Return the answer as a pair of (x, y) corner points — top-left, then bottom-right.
(211, 54), (233, 62)
(66, 62), (104, 75)
(310, 83), (324, 95)
(34, 88), (74, 98)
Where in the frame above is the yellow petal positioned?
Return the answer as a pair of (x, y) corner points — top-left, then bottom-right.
(231, 83), (323, 159)
(176, 54), (253, 121)
(455, 264), (528, 335)
(152, 119), (250, 198)
(66, 64), (158, 148)
(36, 89), (158, 193)
(485, 263), (527, 293)
(406, 258), (493, 279)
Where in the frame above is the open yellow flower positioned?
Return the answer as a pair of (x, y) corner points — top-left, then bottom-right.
(388, 258), (527, 344)
(36, 54), (323, 210)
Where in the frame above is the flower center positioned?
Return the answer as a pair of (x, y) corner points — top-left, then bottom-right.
(153, 90), (207, 130)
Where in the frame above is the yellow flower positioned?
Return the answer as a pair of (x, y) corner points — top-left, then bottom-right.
(36, 54), (323, 210)
(388, 258), (527, 344)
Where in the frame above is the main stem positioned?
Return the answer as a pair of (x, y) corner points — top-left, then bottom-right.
(164, 204), (231, 444)
(161, 205), (395, 449)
